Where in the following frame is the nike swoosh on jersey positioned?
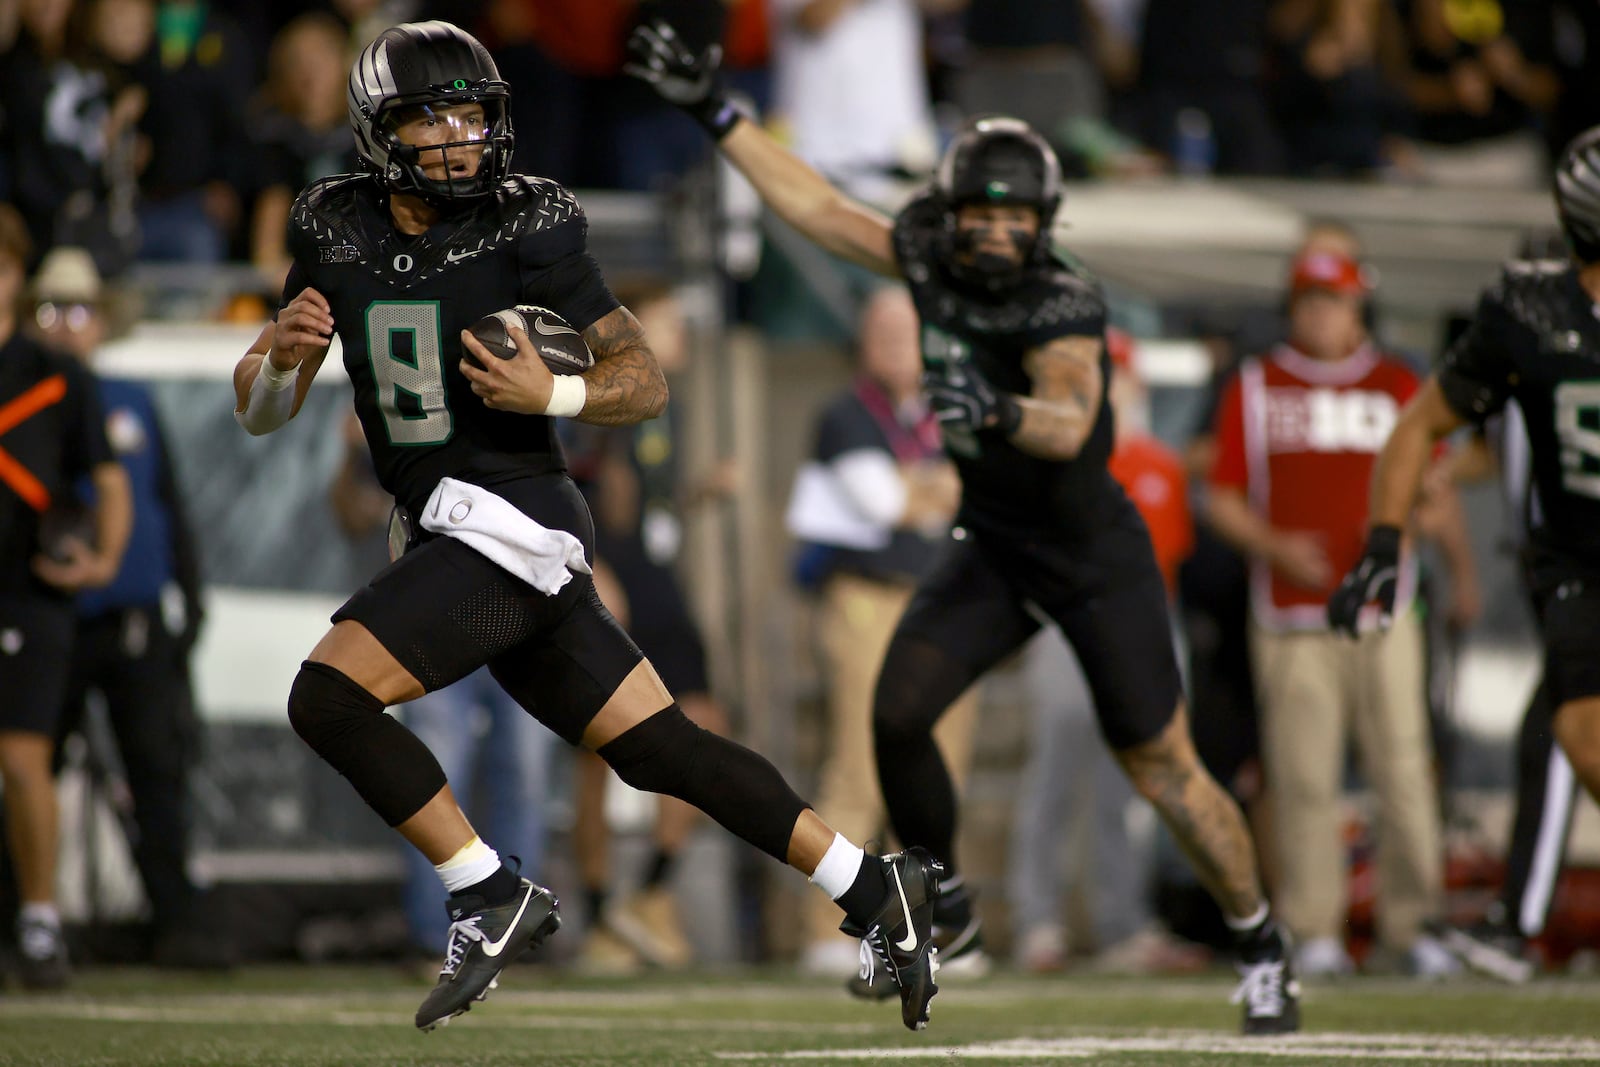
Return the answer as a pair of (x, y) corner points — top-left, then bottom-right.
(891, 866), (920, 952)
(532, 316), (579, 337)
(445, 246), (485, 263)
(480, 888), (533, 958)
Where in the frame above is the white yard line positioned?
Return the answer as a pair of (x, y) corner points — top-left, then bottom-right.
(715, 1033), (1600, 1062)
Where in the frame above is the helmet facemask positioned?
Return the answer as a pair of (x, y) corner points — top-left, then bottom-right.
(374, 93), (511, 207)
(934, 119), (1062, 292)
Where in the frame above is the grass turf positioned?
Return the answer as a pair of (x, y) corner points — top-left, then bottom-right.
(2, 964), (1598, 1066)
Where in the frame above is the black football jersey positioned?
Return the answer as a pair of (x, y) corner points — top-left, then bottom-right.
(1439, 259), (1600, 568)
(283, 174), (619, 518)
(891, 191), (1120, 542)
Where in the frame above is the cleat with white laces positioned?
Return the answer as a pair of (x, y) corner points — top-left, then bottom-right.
(415, 878), (560, 1031)
(839, 847), (943, 1032)
(1232, 920), (1301, 1035)
(848, 874), (985, 1000)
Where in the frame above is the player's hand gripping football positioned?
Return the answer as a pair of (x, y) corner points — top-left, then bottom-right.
(270, 287), (335, 370)
(460, 324), (556, 415)
(1326, 524), (1402, 637)
(923, 362), (1021, 435)
(624, 19), (740, 138)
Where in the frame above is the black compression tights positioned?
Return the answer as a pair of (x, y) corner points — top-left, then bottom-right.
(872, 633), (987, 868)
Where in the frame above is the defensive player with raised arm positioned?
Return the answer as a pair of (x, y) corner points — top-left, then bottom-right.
(627, 19), (1297, 1034)
(232, 21), (943, 1033)
(1329, 127), (1600, 963)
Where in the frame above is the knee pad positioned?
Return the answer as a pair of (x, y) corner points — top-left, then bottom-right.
(597, 705), (702, 796)
(288, 661), (447, 826)
(287, 662), (386, 749)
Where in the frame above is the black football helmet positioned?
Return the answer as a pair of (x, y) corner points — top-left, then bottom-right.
(933, 116), (1063, 288)
(1555, 126), (1600, 264)
(347, 21), (513, 208)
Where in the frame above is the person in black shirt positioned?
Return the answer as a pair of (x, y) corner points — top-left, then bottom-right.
(229, 21), (943, 1034)
(0, 205), (131, 989)
(628, 18), (1297, 1034)
(1331, 125), (1600, 978)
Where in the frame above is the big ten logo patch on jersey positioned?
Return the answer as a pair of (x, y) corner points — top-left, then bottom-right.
(319, 244), (360, 264)
(1555, 381), (1600, 499)
(1263, 387), (1399, 454)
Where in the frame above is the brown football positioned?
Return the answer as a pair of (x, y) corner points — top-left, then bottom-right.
(466, 306), (594, 374)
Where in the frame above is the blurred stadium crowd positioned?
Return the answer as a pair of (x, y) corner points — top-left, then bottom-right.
(2, 0), (1597, 286)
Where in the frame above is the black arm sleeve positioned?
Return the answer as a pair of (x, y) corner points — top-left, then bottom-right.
(278, 260), (311, 313)
(1437, 284), (1516, 426)
(522, 249), (620, 334)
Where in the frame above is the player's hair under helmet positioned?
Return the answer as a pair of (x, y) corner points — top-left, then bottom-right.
(934, 116), (1062, 288)
(1556, 126), (1600, 264)
(348, 21), (513, 208)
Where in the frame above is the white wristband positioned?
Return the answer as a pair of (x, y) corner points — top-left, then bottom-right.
(545, 374), (587, 418)
(259, 355), (298, 391)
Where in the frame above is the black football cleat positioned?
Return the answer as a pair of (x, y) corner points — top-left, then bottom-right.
(415, 878), (560, 1031)
(848, 874), (984, 1001)
(839, 847), (943, 1031)
(1232, 919), (1301, 1035)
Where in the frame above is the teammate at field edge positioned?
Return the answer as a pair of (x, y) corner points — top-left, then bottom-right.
(625, 17), (1297, 1035)
(1330, 127), (1600, 976)
(230, 21), (942, 1033)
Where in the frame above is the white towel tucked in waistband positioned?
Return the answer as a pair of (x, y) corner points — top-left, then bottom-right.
(421, 477), (592, 595)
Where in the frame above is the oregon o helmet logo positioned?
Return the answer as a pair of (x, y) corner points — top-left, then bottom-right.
(452, 79), (467, 89)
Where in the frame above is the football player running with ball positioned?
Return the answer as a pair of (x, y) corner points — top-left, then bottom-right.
(626, 18), (1297, 1035)
(233, 21), (945, 1034)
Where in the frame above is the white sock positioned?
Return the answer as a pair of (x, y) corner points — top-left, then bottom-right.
(19, 902), (59, 927)
(809, 833), (866, 901)
(434, 836), (502, 894)
(1226, 902), (1270, 932)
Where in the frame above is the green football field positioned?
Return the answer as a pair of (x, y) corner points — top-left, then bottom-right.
(3, 964), (1599, 1066)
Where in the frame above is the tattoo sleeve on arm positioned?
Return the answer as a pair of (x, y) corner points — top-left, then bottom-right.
(577, 306), (670, 426)
(1010, 335), (1103, 460)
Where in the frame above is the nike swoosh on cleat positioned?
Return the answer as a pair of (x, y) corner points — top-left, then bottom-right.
(532, 316), (579, 337)
(891, 866), (920, 953)
(480, 891), (533, 959)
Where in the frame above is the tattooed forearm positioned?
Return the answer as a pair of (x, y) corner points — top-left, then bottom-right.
(1011, 383), (1095, 458)
(1117, 715), (1265, 921)
(1008, 335), (1102, 460)
(577, 306), (669, 426)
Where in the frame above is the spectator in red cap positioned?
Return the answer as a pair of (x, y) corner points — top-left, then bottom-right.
(1203, 245), (1473, 978)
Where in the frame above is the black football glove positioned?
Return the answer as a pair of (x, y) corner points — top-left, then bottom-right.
(624, 19), (741, 140)
(1326, 524), (1402, 638)
(923, 363), (1022, 435)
